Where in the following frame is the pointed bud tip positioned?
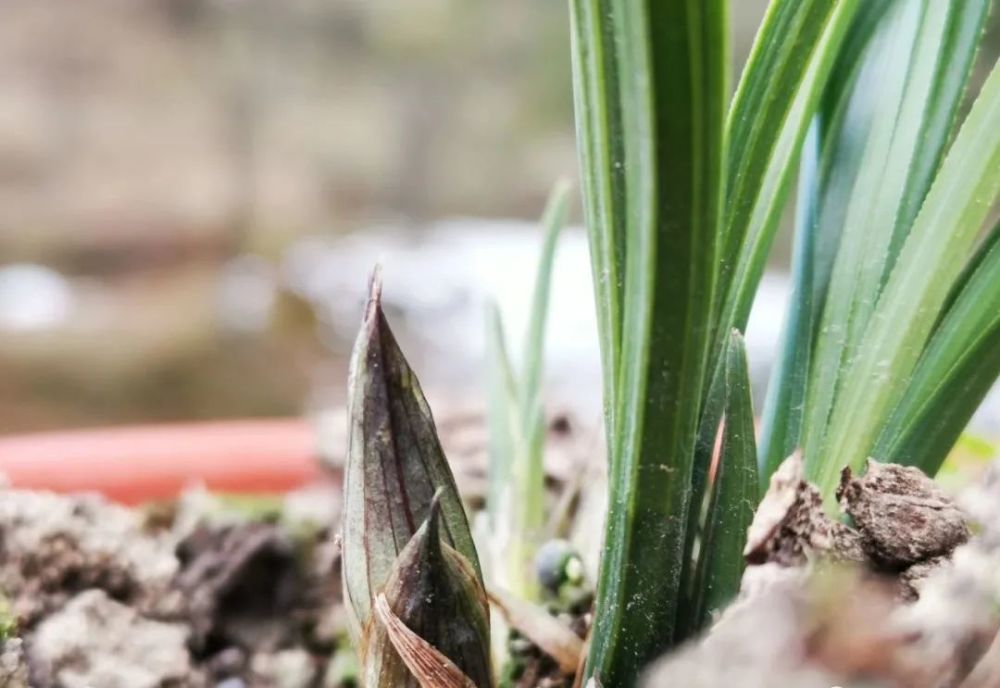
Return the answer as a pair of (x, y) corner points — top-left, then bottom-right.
(369, 264), (383, 296)
(364, 265), (384, 324)
(398, 489), (447, 573)
(425, 488), (444, 537)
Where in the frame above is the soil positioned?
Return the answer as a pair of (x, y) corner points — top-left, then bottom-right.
(1, 418), (995, 687)
(0, 486), (345, 687)
(0, 407), (596, 688)
(645, 456), (1000, 688)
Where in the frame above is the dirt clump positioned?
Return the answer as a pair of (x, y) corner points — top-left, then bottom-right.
(839, 460), (969, 569)
(28, 589), (193, 688)
(0, 637), (29, 687)
(0, 486), (344, 687)
(176, 523), (302, 653)
(0, 491), (178, 628)
(743, 453), (864, 566)
(645, 459), (1000, 688)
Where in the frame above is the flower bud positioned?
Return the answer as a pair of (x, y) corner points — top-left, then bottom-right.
(341, 270), (490, 686)
(364, 494), (491, 687)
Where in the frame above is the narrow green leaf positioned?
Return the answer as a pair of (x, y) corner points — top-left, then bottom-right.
(367, 495), (491, 688)
(483, 301), (531, 605)
(689, 0), (870, 611)
(481, 307), (520, 679)
(485, 300), (519, 525)
(483, 181), (568, 601)
(760, 1), (898, 482)
(569, 0), (626, 448)
(875, 224), (1000, 474)
(803, 0), (925, 472)
(582, 0), (726, 683)
(802, 0), (990, 476)
(343, 271), (481, 636)
(809, 0), (894, 311)
(883, 0), (992, 271)
(689, 331), (758, 633)
(757, 121), (820, 482)
(518, 181), (570, 544)
(676, 346), (726, 627)
(713, 0), (861, 357)
(699, 0), (863, 498)
(816, 59), (1000, 495)
(521, 180), (570, 419)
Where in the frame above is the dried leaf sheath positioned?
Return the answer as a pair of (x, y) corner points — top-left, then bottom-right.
(487, 587), (583, 674)
(343, 271), (482, 635)
(373, 595), (478, 688)
(364, 496), (491, 688)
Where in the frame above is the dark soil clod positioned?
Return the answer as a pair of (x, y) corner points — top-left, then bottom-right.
(175, 522), (302, 654)
(838, 460), (969, 570)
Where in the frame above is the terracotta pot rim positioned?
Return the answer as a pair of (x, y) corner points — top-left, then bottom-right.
(0, 418), (328, 504)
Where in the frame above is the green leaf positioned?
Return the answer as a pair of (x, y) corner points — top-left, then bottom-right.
(482, 306), (520, 684)
(518, 181), (570, 544)
(483, 181), (568, 600)
(581, 0), (727, 683)
(689, 331), (758, 633)
(757, 121), (821, 482)
(484, 302), (529, 600)
(343, 271), (481, 637)
(883, 0), (992, 270)
(485, 300), (519, 524)
(801, 0), (991, 477)
(874, 224), (1000, 474)
(759, 2), (899, 482)
(366, 494), (491, 688)
(521, 180), (570, 421)
(712, 0), (861, 360)
(809, 0), (896, 309)
(688, 0), (869, 618)
(815, 58), (1000, 495)
(676, 345), (727, 630)
(569, 0), (626, 447)
(703, 0), (862, 498)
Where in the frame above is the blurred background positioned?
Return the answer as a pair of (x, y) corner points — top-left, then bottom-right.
(0, 0), (997, 436)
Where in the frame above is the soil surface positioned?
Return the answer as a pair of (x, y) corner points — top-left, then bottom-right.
(1, 431), (995, 687)
(0, 408), (596, 687)
(0, 486), (344, 687)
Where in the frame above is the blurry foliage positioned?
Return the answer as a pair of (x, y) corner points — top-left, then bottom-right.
(936, 433), (1000, 492)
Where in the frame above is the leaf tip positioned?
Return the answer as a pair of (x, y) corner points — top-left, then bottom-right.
(364, 264), (384, 326)
(426, 487), (443, 537)
(552, 176), (573, 198)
